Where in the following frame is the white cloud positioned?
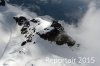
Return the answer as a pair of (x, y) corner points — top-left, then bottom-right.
(64, 2), (100, 66)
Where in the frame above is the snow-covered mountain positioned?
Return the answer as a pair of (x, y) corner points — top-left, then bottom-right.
(0, 0), (80, 66)
(1, 0), (100, 66)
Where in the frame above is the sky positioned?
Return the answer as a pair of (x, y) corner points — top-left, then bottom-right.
(8, 0), (89, 24)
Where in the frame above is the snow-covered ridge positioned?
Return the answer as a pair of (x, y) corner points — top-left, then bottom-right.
(13, 15), (76, 47)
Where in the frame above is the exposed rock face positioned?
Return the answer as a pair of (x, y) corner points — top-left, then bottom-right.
(0, 0), (5, 6)
(55, 34), (76, 46)
(13, 16), (76, 47)
(37, 21), (75, 46)
(30, 19), (39, 23)
(13, 16), (34, 46)
(37, 28), (60, 42)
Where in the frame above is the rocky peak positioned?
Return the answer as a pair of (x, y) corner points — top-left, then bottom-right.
(13, 16), (77, 47)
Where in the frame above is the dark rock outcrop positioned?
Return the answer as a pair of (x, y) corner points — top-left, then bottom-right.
(51, 20), (64, 31)
(37, 28), (60, 41)
(13, 16), (28, 26)
(37, 20), (76, 47)
(30, 19), (39, 23)
(0, 0), (5, 6)
(21, 41), (27, 46)
(14, 16), (33, 46)
(55, 34), (75, 46)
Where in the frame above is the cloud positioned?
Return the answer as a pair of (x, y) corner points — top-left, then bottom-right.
(64, 2), (100, 66)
